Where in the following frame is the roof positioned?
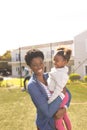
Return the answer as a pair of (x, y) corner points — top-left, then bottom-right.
(13, 40), (73, 51)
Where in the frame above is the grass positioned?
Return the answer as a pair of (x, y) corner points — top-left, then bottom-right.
(67, 81), (87, 130)
(0, 80), (87, 130)
(0, 78), (24, 88)
(0, 88), (36, 130)
(67, 81), (87, 102)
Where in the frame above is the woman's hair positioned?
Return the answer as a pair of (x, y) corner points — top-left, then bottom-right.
(55, 47), (72, 62)
(25, 49), (44, 66)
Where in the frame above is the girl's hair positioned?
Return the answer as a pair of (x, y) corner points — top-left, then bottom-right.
(25, 49), (44, 66)
(55, 47), (72, 62)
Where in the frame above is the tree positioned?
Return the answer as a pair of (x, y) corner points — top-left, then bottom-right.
(0, 51), (11, 61)
(0, 50), (12, 75)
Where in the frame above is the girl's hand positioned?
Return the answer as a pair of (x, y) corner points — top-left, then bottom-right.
(54, 107), (66, 119)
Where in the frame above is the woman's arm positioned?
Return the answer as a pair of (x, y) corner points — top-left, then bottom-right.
(28, 82), (63, 118)
(65, 88), (72, 107)
(54, 88), (72, 119)
(54, 107), (66, 119)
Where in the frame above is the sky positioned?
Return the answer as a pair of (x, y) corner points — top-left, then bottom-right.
(0, 0), (87, 55)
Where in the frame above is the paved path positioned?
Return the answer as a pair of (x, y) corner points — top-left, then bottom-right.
(71, 102), (87, 105)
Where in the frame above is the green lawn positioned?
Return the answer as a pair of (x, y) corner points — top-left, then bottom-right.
(0, 81), (87, 130)
(67, 82), (87, 130)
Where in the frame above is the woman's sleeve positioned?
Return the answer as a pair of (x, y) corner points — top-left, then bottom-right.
(28, 83), (63, 118)
(65, 88), (72, 107)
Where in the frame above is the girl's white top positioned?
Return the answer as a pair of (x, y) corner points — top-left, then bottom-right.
(47, 66), (69, 104)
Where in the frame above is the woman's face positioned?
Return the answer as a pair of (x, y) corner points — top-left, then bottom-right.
(30, 57), (44, 76)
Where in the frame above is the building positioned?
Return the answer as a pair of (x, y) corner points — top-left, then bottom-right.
(9, 30), (87, 79)
(74, 30), (87, 78)
(10, 40), (74, 77)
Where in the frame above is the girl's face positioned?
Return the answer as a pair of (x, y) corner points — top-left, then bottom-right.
(53, 55), (67, 68)
(30, 57), (44, 76)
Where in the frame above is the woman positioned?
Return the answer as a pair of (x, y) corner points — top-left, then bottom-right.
(25, 48), (71, 130)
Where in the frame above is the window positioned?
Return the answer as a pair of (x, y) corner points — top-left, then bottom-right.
(16, 53), (21, 61)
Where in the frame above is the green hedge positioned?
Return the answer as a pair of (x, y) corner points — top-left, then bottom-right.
(69, 73), (81, 81)
(84, 75), (87, 82)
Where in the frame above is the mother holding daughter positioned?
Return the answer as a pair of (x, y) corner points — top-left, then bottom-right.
(25, 48), (72, 130)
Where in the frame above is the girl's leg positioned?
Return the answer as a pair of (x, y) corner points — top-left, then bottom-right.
(55, 118), (65, 130)
(59, 92), (72, 130)
(63, 112), (72, 130)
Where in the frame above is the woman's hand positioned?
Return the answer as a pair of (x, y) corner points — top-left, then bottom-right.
(62, 87), (66, 95)
(54, 107), (66, 119)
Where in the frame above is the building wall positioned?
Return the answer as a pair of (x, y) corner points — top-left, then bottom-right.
(74, 31), (87, 78)
(10, 40), (74, 77)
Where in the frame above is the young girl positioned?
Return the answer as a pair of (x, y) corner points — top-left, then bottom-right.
(47, 47), (72, 130)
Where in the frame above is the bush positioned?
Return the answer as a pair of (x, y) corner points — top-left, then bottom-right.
(0, 76), (4, 87)
(69, 73), (81, 81)
(84, 75), (87, 82)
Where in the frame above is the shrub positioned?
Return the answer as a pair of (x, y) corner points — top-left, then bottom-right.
(69, 73), (81, 81)
(84, 75), (87, 82)
(0, 76), (4, 87)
